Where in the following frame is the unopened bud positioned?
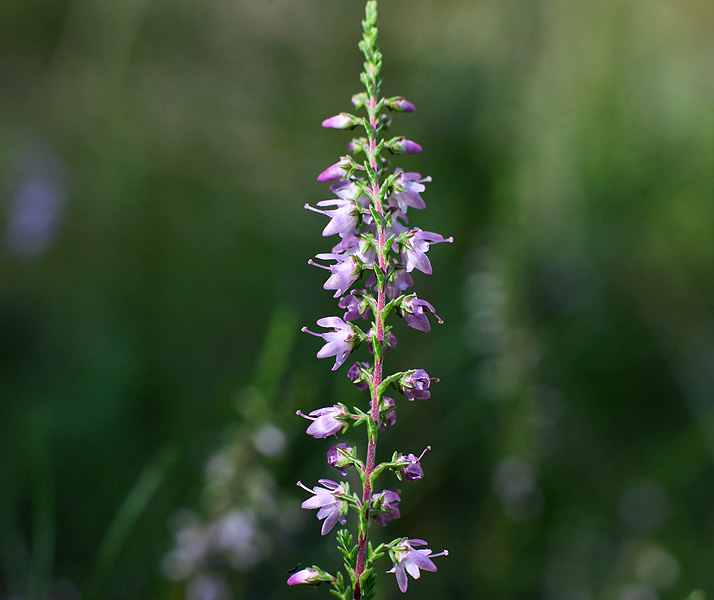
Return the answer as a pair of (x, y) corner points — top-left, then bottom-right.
(388, 136), (422, 154)
(387, 96), (416, 112)
(322, 113), (359, 130)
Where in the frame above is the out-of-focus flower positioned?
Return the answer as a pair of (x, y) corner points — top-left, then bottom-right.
(5, 143), (68, 257)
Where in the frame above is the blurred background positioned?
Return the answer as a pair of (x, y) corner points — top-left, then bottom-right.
(2, 0), (714, 598)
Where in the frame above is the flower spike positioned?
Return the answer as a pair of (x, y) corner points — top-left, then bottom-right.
(294, 0), (449, 596)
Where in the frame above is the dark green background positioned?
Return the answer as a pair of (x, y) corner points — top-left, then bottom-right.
(2, 0), (714, 598)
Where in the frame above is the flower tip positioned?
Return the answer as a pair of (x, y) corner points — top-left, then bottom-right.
(389, 137), (423, 154)
(396, 98), (416, 112)
(322, 113), (355, 130)
(317, 161), (348, 182)
(287, 567), (321, 586)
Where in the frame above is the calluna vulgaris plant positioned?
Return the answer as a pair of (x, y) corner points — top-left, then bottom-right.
(291, 2), (450, 599)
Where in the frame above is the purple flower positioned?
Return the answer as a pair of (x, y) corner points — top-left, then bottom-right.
(387, 539), (448, 593)
(380, 397), (397, 429)
(302, 317), (360, 370)
(389, 170), (430, 213)
(310, 254), (362, 298)
(386, 269), (414, 300)
(287, 568), (321, 586)
(371, 489), (401, 526)
(339, 292), (369, 321)
(322, 113), (358, 130)
(317, 159), (349, 182)
(396, 447), (429, 482)
(347, 137), (367, 154)
(401, 228), (453, 275)
(297, 479), (348, 535)
(399, 369), (437, 400)
(348, 361), (371, 390)
(327, 443), (355, 475)
(305, 199), (361, 238)
(398, 294), (442, 332)
(389, 137), (422, 154)
(297, 405), (349, 438)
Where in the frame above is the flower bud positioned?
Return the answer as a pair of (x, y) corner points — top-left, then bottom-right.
(387, 136), (422, 154)
(351, 93), (367, 109)
(381, 397), (396, 430)
(348, 138), (367, 154)
(317, 159), (349, 182)
(327, 443), (355, 475)
(287, 567), (322, 586)
(348, 361), (371, 390)
(322, 113), (359, 130)
(386, 96), (416, 112)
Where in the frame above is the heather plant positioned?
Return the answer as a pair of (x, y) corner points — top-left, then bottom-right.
(291, 2), (450, 598)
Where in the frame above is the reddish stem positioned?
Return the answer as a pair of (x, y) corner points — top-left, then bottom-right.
(353, 100), (385, 600)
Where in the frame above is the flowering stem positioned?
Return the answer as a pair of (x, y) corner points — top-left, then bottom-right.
(294, 0), (449, 595)
(354, 5), (384, 597)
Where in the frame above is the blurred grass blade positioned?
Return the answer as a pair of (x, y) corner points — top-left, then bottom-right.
(83, 443), (179, 599)
(29, 410), (55, 600)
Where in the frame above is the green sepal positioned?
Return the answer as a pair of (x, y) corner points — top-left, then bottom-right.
(370, 328), (383, 365)
(351, 405), (371, 427)
(368, 205), (383, 230)
(374, 139), (385, 158)
(383, 233), (397, 256)
(381, 295), (399, 323)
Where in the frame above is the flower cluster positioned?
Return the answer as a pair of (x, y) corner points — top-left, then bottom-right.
(291, 2), (448, 598)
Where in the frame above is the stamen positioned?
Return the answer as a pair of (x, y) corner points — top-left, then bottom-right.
(417, 446), (431, 461)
